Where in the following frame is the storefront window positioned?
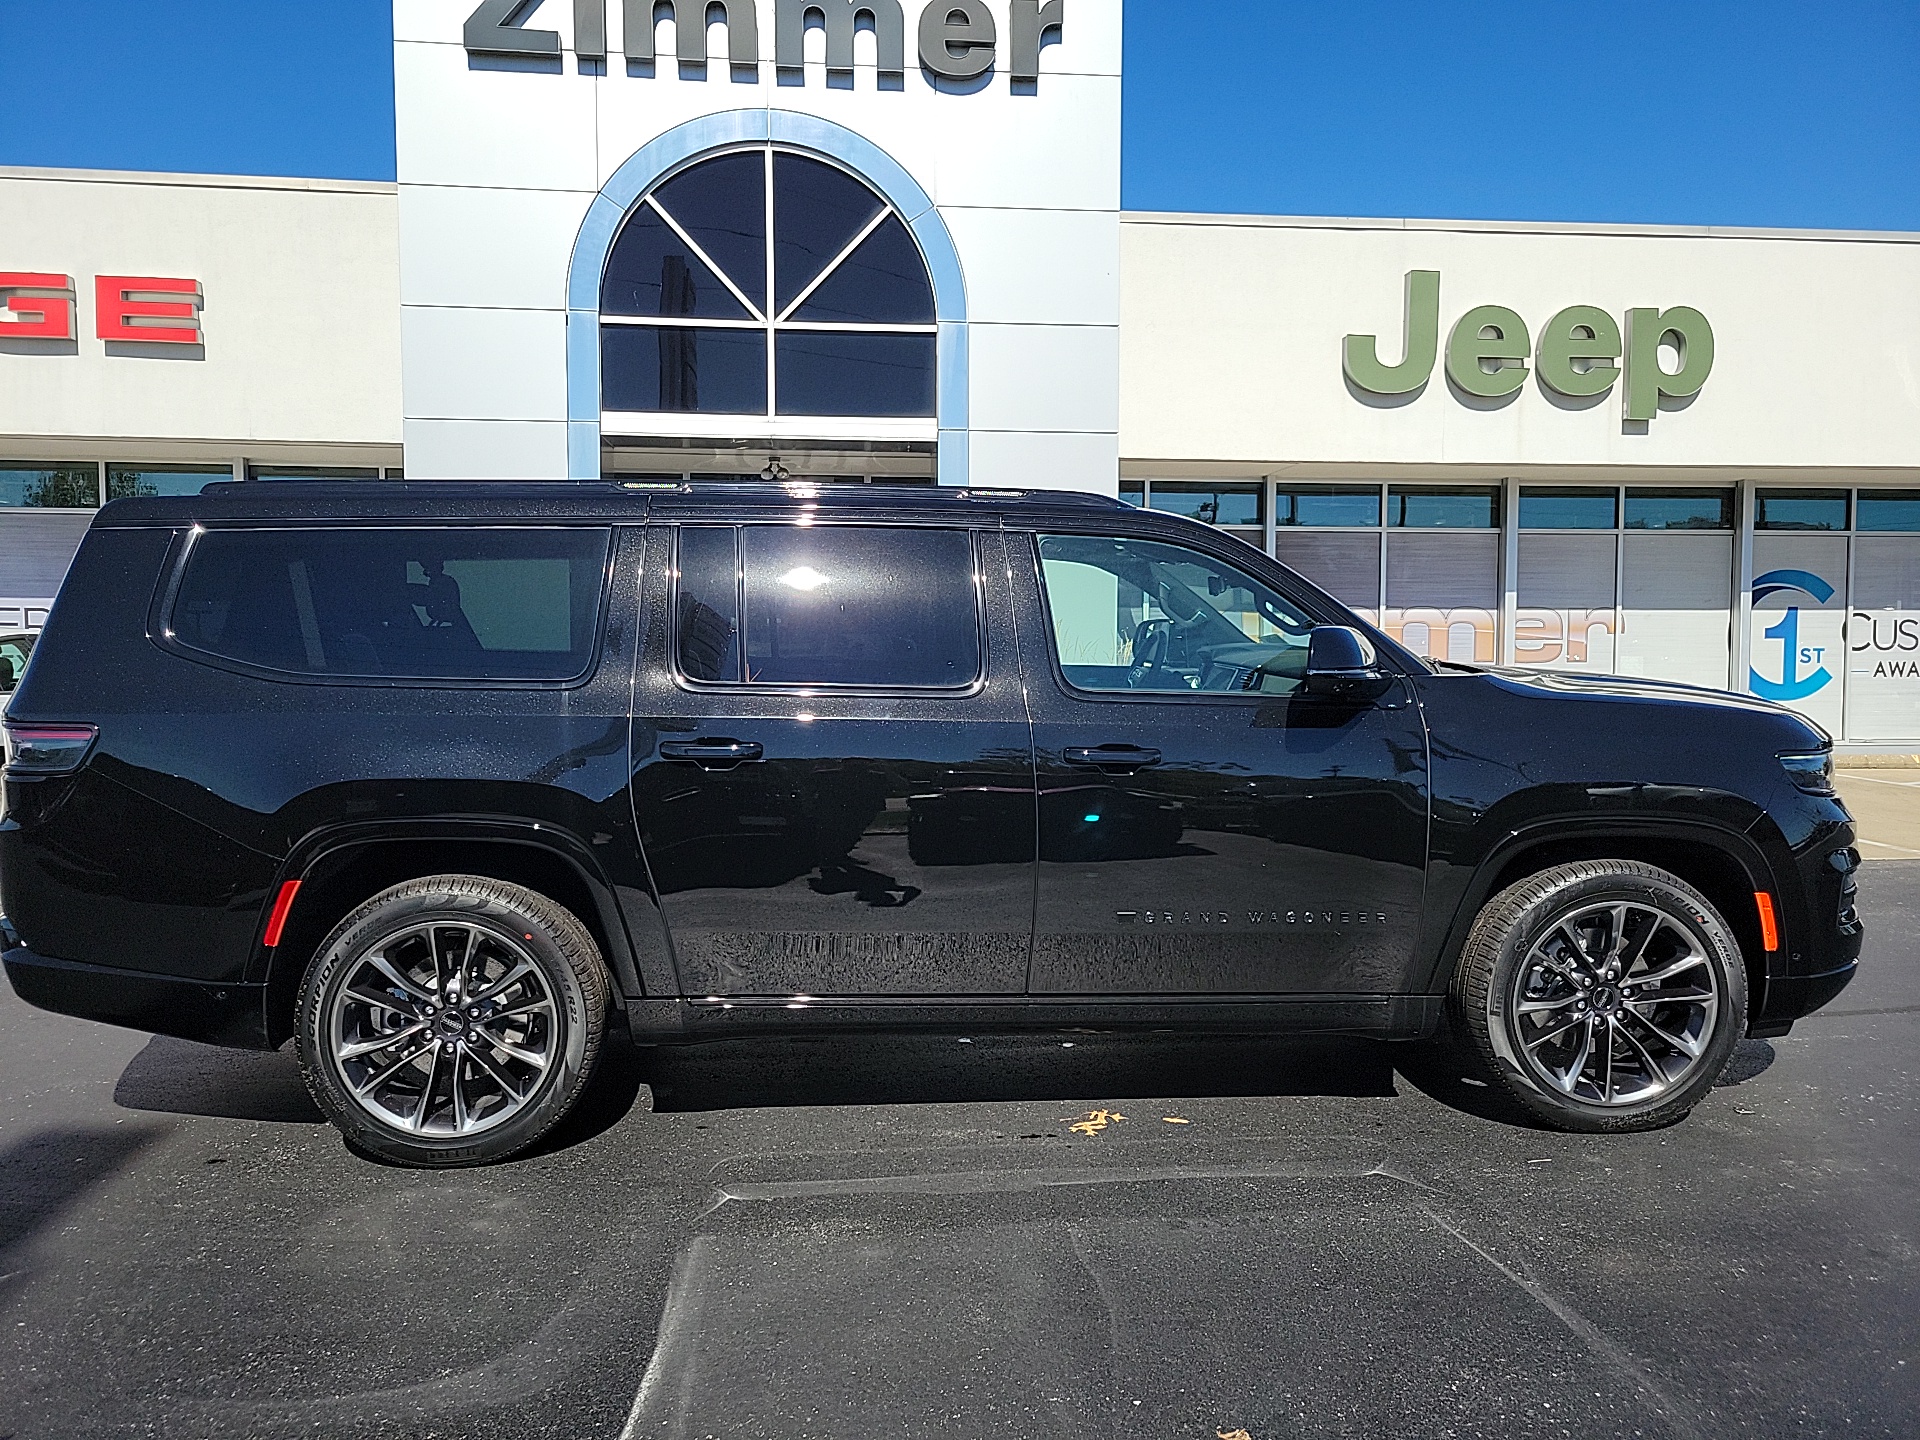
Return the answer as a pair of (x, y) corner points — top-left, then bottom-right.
(1146, 483), (1262, 528)
(601, 147), (937, 422)
(0, 463), (99, 509)
(1388, 486), (1500, 529)
(1276, 485), (1380, 527)
(1625, 488), (1734, 530)
(1756, 489), (1849, 531)
(1520, 487), (1617, 529)
(108, 466), (233, 500)
(1855, 491), (1920, 532)
(1119, 480), (1144, 507)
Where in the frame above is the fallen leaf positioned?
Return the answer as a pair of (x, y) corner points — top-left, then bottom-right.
(1162, 1116), (1192, 1125)
(1218, 1429), (1254, 1440)
(1066, 1109), (1126, 1137)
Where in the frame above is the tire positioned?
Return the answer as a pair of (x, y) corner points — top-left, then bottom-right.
(1450, 860), (1748, 1133)
(295, 875), (611, 1167)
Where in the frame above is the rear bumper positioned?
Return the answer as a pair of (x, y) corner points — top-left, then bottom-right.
(3, 945), (271, 1049)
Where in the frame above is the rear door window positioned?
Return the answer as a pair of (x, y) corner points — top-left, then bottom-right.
(674, 525), (981, 689)
(170, 527), (610, 681)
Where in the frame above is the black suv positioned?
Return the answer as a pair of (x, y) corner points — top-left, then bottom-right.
(0, 482), (1862, 1164)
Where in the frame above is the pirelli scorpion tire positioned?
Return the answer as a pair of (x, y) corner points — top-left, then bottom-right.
(296, 876), (611, 1167)
(1450, 861), (1748, 1133)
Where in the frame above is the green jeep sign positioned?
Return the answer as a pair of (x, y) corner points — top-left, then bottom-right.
(1343, 271), (1713, 422)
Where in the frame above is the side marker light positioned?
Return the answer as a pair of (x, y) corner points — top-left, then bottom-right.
(1754, 892), (1780, 952)
(263, 880), (302, 948)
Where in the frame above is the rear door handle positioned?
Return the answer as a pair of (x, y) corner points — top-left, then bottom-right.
(658, 739), (765, 771)
(1064, 745), (1163, 774)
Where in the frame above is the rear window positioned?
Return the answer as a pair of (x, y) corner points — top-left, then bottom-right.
(674, 525), (981, 689)
(170, 527), (610, 681)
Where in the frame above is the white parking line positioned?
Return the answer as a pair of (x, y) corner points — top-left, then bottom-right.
(1857, 837), (1920, 858)
(1837, 772), (1920, 787)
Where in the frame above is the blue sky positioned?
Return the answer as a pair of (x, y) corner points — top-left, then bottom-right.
(2, 1), (1915, 230)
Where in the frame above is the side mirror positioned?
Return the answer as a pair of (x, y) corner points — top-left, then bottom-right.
(1303, 625), (1391, 698)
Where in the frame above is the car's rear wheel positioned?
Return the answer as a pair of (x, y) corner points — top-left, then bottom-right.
(1452, 860), (1748, 1132)
(295, 875), (610, 1167)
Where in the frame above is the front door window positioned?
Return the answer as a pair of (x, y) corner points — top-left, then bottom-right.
(1038, 534), (1316, 695)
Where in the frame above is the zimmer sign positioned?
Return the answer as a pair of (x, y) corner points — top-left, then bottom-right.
(464, 0), (1066, 83)
(1344, 270), (1713, 421)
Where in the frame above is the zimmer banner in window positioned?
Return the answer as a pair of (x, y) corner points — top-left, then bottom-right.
(1514, 534), (1618, 673)
(1618, 532), (1733, 685)
(1749, 535), (1847, 736)
(1381, 532), (1498, 662)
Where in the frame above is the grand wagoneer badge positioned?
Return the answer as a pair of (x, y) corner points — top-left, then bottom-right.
(1116, 909), (1391, 927)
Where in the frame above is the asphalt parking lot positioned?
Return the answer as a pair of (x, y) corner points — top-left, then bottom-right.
(0, 863), (1913, 1440)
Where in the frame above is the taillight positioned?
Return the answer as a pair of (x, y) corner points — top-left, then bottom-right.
(2, 722), (99, 776)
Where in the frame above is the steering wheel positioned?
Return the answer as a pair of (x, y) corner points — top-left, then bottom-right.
(1126, 618), (1175, 688)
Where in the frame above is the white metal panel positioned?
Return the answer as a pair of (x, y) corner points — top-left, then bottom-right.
(968, 323), (1120, 435)
(399, 186), (594, 311)
(967, 429), (1117, 494)
(402, 419), (570, 480)
(393, 38), (600, 194)
(939, 207), (1121, 327)
(400, 307), (570, 423)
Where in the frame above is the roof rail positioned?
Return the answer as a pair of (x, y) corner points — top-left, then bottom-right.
(628, 479), (1128, 509)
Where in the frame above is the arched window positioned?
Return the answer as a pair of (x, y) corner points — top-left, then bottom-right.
(600, 146), (937, 438)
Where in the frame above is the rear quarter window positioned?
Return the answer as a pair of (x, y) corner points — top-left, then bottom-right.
(168, 527), (610, 682)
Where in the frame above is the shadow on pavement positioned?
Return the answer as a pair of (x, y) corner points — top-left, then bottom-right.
(100, 1029), (1783, 1155)
(1715, 1038), (1777, 1086)
(637, 1030), (1404, 1114)
(1389, 1040), (1545, 1128)
(523, 1027), (652, 1158)
(114, 1036), (323, 1124)
(0, 1125), (161, 1271)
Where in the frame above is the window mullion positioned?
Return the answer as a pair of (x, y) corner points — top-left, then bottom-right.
(765, 146), (777, 423)
(645, 194), (763, 322)
(777, 206), (891, 323)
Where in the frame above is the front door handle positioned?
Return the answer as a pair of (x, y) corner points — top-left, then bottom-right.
(658, 738), (765, 771)
(1064, 744), (1163, 775)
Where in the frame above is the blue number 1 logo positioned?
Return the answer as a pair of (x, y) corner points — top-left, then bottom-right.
(1750, 569), (1836, 702)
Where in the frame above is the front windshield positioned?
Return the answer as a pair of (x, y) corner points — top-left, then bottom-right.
(1039, 534), (1316, 694)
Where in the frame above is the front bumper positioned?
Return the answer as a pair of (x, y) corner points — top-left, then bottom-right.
(1753, 962), (1858, 1037)
(1749, 825), (1864, 1036)
(3, 944), (271, 1049)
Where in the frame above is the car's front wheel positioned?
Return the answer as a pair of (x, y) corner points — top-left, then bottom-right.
(1452, 860), (1748, 1132)
(295, 875), (610, 1166)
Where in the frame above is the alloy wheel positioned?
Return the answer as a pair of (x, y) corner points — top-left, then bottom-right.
(1507, 900), (1721, 1107)
(325, 922), (558, 1137)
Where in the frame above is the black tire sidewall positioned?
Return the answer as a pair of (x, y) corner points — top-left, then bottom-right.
(1469, 865), (1748, 1131)
(295, 882), (599, 1166)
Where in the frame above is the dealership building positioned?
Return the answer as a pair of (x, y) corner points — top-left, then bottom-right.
(3, 1), (1918, 746)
